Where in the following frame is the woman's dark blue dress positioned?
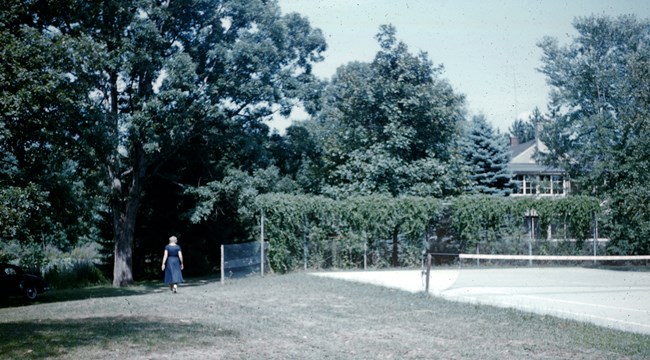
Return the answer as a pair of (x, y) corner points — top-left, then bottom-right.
(164, 244), (183, 284)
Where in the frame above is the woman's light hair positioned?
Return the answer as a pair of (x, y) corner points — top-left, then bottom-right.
(169, 236), (178, 244)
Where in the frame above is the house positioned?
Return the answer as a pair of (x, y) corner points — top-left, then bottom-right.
(508, 138), (605, 246)
(509, 137), (569, 197)
(509, 137), (571, 241)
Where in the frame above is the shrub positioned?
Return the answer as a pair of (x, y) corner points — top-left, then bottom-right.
(42, 242), (108, 289)
(44, 261), (108, 289)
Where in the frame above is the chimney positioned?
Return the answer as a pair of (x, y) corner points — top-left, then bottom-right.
(510, 136), (519, 147)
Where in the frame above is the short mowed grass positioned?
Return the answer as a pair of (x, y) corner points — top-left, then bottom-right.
(1, 273), (649, 359)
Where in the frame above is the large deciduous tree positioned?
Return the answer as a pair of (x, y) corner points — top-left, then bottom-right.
(1, 1), (106, 258)
(313, 25), (466, 265)
(316, 25), (467, 198)
(537, 15), (650, 254)
(2, 0), (325, 285)
(268, 124), (324, 193)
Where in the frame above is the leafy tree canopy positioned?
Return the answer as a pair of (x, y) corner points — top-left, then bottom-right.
(314, 25), (467, 198)
(1, 0), (327, 283)
(537, 15), (650, 254)
(1, 1), (106, 251)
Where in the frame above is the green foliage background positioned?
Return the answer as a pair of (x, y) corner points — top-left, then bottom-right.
(254, 194), (601, 272)
(537, 15), (650, 255)
(2, 5), (648, 284)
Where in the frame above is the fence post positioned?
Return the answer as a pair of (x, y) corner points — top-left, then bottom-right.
(260, 209), (265, 277)
(425, 253), (432, 292)
(529, 216), (534, 266)
(220, 244), (224, 285)
(303, 214), (308, 271)
(593, 212), (598, 264)
(363, 240), (367, 270)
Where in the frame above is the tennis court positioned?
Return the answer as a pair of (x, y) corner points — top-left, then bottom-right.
(313, 262), (650, 335)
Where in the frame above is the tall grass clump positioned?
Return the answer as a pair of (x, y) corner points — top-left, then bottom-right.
(43, 243), (108, 289)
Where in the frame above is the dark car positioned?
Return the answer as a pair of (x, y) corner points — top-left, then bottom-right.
(0, 263), (49, 300)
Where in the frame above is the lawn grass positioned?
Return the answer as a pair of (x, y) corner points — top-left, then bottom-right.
(1, 273), (649, 359)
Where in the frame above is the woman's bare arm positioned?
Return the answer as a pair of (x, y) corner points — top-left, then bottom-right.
(161, 249), (168, 270)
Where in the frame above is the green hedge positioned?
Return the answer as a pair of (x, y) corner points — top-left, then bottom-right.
(255, 194), (601, 272)
(450, 195), (600, 251)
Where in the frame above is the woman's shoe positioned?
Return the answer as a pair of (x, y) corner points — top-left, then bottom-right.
(173, 284), (178, 293)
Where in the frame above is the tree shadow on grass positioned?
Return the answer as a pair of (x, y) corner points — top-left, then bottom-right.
(0, 315), (238, 359)
(1, 276), (221, 308)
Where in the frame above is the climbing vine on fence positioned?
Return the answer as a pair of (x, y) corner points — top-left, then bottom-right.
(255, 194), (442, 272)
(449, 195), (601, 252)
(255, 194), (601, 272)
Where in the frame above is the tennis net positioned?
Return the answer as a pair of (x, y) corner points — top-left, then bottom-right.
(458, 254), (650, 268)
(422, 253), (650, 292)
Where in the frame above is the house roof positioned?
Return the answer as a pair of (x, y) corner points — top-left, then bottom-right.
(510, 139), (536, 159)
(509, 163), (565, 175)
(509, 138), (565, 175)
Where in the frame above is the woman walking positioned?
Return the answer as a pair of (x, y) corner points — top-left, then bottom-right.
(162, 235), (184, 293)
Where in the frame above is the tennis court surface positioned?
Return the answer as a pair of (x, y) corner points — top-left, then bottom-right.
(312, 266), (650, 335)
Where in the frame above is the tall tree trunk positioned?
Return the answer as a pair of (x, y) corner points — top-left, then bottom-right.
(111, 145), (148, 287)
(106, 65), (150, 287)
(112, 200), (137, 287)
(111, 173), (143, 287)
(109, 119), (147, 287)
(391, 224), (400, 267)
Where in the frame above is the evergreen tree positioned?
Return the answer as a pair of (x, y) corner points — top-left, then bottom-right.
(509, 118), (534, 143)
(508, 107), (545, 144)
(460, 115), (514, 196)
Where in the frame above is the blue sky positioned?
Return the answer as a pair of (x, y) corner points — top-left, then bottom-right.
(275, 0), (650, 132)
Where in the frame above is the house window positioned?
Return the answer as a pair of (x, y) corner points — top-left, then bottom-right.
(513, 175), (565, 195)
(552, 175), (564, 194)
(539, 175), (552, 194)
(525, 175), (537, 195)
(513, 175), (537, 194)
